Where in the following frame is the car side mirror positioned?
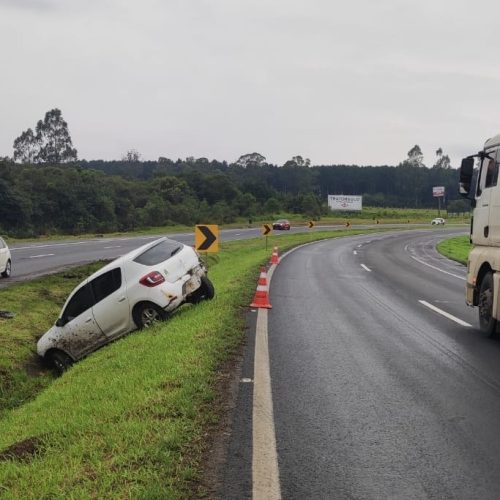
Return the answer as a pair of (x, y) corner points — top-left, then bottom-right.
(56, 317), (66, 327)
(459, 157), (474, 197)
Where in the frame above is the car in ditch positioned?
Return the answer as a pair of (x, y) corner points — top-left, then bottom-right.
(0, 237), (11, 278)
(37, 236), (214, 372)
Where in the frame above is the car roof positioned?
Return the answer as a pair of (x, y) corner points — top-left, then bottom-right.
(85, 237), (179, 281)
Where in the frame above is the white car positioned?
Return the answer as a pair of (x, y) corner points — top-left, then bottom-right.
(0, 237), (12, 278)
(37, 237), (214, 372)
(431, 217), (446, 225)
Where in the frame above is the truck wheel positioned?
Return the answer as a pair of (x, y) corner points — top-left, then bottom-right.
(478, 272), (497, 337)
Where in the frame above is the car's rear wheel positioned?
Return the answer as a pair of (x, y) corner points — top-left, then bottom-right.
(47, 349), (73, 374)
(1, 259), (11, 278)
(133, 302), (166, 329)
(478, 272), (498, 337)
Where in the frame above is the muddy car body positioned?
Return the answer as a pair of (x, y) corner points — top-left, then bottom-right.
(37, 237), (214, 371)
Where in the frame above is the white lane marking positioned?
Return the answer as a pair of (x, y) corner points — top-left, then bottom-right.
(12, 242), (86, 251)
(235, 233), (241, 236)
(29, 253), (55, 258)
(357, 244), (362, 248)
(11, 236), (160, 251)
(253, 261), (281, 500)
(361, 264), (371, 272)
(409, 255), (466, 281)
(353, 250), (357, 255)
(253, 308), (281, 500)
(419, 300), (472, 327)
(240, 378), (253, 383)
(103, 246), (121, 249)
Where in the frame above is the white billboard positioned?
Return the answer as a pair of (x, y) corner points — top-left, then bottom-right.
(433, 186), (445, 197)
(328, 195), (363, 212)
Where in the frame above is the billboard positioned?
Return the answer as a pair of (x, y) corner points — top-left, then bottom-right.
(328, 195), (362, 212)
(433, 186), (445, 197)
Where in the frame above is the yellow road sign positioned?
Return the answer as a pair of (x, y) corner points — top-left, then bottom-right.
(345, 221), (351, 228)
(308, 220), (315, 229)
(262, 224), (272, 236)
(195, 224), (219, 252)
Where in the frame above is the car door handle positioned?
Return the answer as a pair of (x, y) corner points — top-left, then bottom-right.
(118, 296), (126, 302)
(85, 317), (93, 323)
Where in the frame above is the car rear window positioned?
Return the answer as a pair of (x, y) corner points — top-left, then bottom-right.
(133, 239), (183, 266)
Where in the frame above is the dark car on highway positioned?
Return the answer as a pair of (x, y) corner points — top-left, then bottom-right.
(272, 219), (291, 230)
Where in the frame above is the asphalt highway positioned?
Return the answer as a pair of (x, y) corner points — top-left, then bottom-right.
(219, 228), (500, 499)
(1, 223), (420, 287)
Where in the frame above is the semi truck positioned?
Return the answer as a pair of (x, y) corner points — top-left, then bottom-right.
(460, 133), (500, 336)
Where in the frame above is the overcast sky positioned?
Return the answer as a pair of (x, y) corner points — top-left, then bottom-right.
(1, 0), (499, 167)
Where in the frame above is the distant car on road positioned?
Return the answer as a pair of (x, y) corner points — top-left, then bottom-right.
(37, 237), (214, 373)
(0, 237), (11, 278)
(273, 219), (291, 230)
(431, 218), (446, 225)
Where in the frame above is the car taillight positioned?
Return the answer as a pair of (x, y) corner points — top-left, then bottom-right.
(139, 271), (165, 287)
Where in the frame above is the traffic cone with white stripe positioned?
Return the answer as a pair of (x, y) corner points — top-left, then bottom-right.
(270, 246), (280, 265)
(250, 267), (272, 309)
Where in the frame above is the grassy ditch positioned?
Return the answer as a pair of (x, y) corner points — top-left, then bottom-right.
(437, 235), (472, 265)
(0, 228), (403, 498)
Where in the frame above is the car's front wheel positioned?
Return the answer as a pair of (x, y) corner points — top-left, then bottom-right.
(47, 349), (73, 374)
(188, 276), (215, 304)
(478, 272), (498, 337)
(133, 302), (166, 329)
(1, 259), (11, 278)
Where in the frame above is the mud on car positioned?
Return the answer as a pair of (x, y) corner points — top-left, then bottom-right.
(37, 237), (214, 373)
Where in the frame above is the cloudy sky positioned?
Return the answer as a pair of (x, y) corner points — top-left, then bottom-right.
(1, 0), (499, 166)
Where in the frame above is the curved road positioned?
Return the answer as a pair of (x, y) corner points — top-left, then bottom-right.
(220, 228), (500, 499)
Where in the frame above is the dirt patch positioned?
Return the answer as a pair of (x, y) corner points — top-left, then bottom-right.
(0, 367), (13, 391)
(0, 436), (46, 462)
(24, 354), (49, 377)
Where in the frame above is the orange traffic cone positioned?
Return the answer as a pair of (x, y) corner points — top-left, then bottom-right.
(270, 246), (280, 265)
(250, 267), (272, 309)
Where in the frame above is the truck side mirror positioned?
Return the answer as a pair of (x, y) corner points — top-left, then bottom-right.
(459, 157), (474, 197)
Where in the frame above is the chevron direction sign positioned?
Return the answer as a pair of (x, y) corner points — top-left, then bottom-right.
(262, 224), (272, 236)
(195, 224), (219, 252)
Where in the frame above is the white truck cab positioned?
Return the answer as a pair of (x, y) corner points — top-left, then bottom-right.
(460, 133), (500, 335)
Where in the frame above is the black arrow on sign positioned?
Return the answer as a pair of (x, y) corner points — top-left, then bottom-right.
(198, 225), (217, 251)
(263, 224), (271, 236)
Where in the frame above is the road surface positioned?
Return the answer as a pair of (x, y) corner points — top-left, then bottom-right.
(219, 228), (500, 499)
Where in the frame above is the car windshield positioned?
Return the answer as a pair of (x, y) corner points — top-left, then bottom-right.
(133, 239), (183, 266)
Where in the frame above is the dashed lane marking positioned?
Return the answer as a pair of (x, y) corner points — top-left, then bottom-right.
(360, 264), (371, 272)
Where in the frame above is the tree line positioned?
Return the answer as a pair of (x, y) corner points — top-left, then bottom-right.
(0, 109), (466, 237)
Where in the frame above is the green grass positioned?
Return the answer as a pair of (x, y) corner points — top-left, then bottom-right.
(0, 227), (400, 498)
(437, 235), (472, 265)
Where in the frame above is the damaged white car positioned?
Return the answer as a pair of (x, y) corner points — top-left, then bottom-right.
(37, 236), (214, 372)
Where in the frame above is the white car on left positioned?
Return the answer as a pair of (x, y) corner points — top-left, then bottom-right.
(37, 236), (214, 373)
(0, 237), (12, 278)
